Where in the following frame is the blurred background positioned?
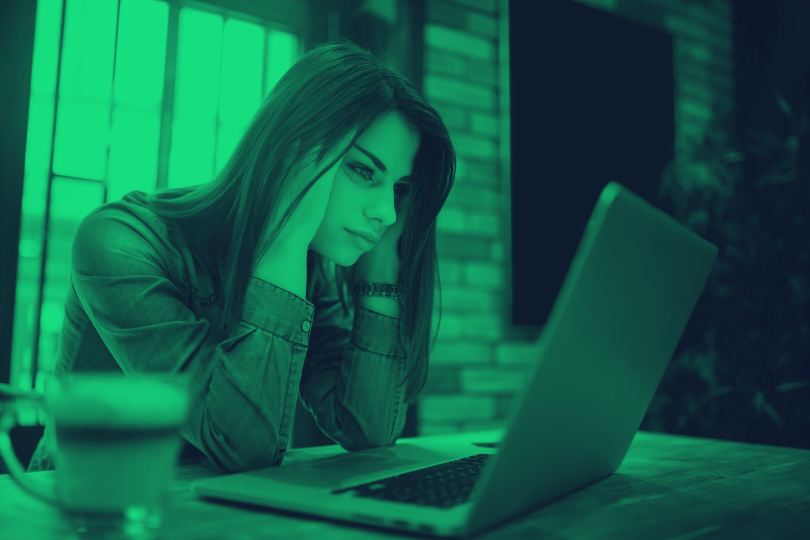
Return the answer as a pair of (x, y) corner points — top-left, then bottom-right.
(1, 0), (808, 472)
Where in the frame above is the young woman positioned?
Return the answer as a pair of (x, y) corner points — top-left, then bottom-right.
(26, 38), (456, 474)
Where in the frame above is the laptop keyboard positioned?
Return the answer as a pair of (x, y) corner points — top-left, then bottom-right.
(331, 453), (494, 509)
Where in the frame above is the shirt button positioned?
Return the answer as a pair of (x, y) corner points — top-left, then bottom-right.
(302, 320), (311, 332)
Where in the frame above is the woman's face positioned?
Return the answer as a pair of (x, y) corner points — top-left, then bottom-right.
(310, 111), (420, 266)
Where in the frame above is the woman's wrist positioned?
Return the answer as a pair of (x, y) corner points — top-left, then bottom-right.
(253, 244), (308, 299)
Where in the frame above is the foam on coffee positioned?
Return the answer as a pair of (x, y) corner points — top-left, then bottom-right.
(49, 375), (189, 428)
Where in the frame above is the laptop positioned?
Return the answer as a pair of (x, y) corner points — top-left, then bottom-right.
(190, 181), (719, 537)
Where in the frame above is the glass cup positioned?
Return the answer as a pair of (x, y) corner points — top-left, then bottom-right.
(0, 372), (191, 539)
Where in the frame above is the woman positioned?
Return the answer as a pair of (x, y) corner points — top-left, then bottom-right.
(27, 37), (455, 474)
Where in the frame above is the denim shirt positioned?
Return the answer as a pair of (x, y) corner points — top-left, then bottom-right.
(26, 191), (408, 474)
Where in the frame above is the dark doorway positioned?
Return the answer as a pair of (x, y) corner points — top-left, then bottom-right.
(508, 0), (675, 332)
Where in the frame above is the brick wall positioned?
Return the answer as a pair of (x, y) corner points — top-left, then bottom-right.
(417, 0), (733, 437)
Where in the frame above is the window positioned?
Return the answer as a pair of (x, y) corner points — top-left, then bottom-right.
(12, 0), (301, 425)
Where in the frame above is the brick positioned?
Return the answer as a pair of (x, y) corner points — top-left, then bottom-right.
(425, 24), (496, 62)
(426, 75), (497, 111)
(440, 286), (494, 311)
(466, 171), (498, 189)
(465, 212), (500, 238)
(676, 122), (707, 145)
(678, 78), (716, 103)
(449, 131), (498, 161)
(678, 39), (714, 64)
(431, 100), (467, 132)
(642, 0), (730, 34)
(435, 313), (463, 341)
(437, 233), (491, 259)
(466, 11), (498, 39)
(675, 40), (732, 78)
(431, 341), (492, 365)
(679, 98), (714, 123)
(677, 40), (732, 74)
(676, 63), (733, 97)
(425, 366), (460, 393)
(452, 156), (468, 185)
(437, 205), (466, 234)
(442, 0), (498, 16)
(438, 259), (462, 283)
(470, 111), (498, 137)
(462, 368), (526, 393)
(461, 314), (503, 341)
(675, 110), (709, 130)
(496, 341), (544, 365)
(704, 32), (732, 55)
(664, 13), (711, 41)
(678, 1), (732, 40)
(467, 62), (498, 87)
(420, 394), (495, 422)
(466, 160), (498, 185)
(447, 185), (499, 210)
(426, 0), (468, 29)
(464, 261), (502, 288)
(491, 240), (504, 262)
(425, 49), (466, 78)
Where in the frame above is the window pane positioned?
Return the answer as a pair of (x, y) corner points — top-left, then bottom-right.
(266, 29), (298, 97)
(24, 94), (56, 177)
(39, 178), (105, 385)
(10, 256), (40, 394)
(219, 18), (263, 126)
(30, 0), (63, 96)
(54, 0), (118, 180)
(50, 176), (106, 224)
(171, 8), (222, 189)
(113, 0), (169, 108)
(108, 106), (161, 201)
(14, 0), (63, 393)
(58, 0), (118, 101)
(175, 8), (223, 120)
(53, 98), (110, 180)
(215, 122), (247, 177)
(168, 117), (216, 188)
(38, 302), (62, 366)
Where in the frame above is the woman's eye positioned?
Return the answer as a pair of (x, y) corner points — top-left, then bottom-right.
(350, 164), (410, 196)
(350, 164), (374, 181)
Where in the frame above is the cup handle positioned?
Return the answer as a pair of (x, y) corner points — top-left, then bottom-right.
(0, 406), (60, 507)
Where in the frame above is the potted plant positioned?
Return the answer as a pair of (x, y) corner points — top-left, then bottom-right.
(641, 93), (810, 450)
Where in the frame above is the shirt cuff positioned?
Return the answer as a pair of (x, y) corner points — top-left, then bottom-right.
(351, 303), (404, 358)
(241, 276), (315, 347)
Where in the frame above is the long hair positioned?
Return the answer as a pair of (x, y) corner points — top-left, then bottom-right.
(136, 37), (455, 405)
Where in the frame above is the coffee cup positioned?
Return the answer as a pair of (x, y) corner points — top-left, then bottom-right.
(0, 372), (190, 538)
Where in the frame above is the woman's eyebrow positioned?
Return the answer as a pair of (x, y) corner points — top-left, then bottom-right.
(352, 143), (413, 182)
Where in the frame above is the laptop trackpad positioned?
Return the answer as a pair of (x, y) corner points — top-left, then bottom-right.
(249, 452), (422, 489)
(310, 454), (421, 475)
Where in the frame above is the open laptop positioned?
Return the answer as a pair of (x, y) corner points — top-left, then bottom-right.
(191, 181), (718, 537)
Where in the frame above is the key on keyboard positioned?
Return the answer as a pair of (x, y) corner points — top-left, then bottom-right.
(332, 453), (494, 509)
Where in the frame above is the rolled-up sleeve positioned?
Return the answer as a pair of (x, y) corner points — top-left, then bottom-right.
(71, 207), (315, 473)
(298, 266), (409, 452)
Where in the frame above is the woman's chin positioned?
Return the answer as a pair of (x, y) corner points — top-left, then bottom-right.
(316, 249), (357, 268)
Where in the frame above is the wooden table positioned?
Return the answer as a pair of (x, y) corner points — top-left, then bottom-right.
(2, 428), (809, 539)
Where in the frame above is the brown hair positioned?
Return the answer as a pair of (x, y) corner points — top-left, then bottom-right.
(135, 37), (455, 405)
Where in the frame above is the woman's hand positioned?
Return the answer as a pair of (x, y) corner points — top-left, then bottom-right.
(255, 133), (355, 267)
